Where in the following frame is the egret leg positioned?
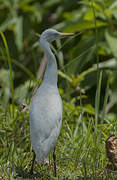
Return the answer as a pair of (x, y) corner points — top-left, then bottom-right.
(53, 147), (57, 177)
(30, 150), (36, 175)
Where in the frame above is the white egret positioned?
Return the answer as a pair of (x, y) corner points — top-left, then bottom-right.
(29, 29), (73, 176)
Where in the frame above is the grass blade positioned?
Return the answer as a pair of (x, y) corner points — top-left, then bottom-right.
(0, 31), (14, 117)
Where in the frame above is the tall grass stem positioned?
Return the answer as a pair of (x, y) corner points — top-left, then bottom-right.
(0, 32), (14, 117)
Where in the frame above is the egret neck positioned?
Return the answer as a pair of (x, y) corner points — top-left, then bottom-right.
(40, 40), (58, 87)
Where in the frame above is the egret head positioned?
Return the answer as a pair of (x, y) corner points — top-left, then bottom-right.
(40, 29), (73, 43)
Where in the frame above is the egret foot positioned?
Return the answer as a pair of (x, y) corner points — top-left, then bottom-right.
(30, 150), (36, 175)
(53, 147), (57, 177)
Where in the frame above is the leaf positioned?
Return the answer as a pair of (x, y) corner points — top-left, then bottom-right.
(43, 0), (60, 8)
(80, 67), (96, 77)
(77, 105), (95, 115)
(62, 20), (107, 32)
(80, 0), (104, 12)
(93, 58), (117, 69)
(0, 68), (11, 83)
(111, 92), (117, 104)
(105, 31), (117, 57)
(0, 69), (13, 104)
(14, 16), (23, 52)
(110, 0), (117, 9)
(58, 70), (72, 82)
(19, 0), (35, 6)
(0, 17), (16, 32)
(109, 1), (117, 19)
(15, 80), (35, 103)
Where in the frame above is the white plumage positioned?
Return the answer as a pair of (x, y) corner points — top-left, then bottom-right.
(29, 29), (73, 174)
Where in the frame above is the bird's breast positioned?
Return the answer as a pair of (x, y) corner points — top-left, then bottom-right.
(32, 85), (62, 115)
(30, 84), (62, 139)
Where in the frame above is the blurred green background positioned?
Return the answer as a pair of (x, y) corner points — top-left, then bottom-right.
(0, 0), (117, 179)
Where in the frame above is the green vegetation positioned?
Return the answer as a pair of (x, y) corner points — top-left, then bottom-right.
(0, 0), (117, 179)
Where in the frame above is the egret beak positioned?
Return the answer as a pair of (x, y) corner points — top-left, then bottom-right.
(60, 32), (74, 37)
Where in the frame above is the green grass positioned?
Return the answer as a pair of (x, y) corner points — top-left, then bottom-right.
(0, 102), (117, 179)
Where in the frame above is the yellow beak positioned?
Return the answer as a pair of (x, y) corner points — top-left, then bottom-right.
(60, 32), (74, 37)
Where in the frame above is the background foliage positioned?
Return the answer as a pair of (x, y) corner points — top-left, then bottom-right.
(0, 0), (117, 179)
